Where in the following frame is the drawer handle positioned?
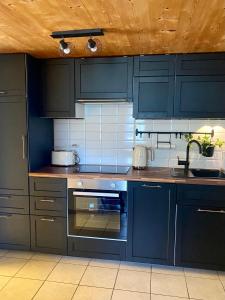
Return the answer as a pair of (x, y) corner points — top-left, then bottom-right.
(40, 218), (55, 222)
(142, 184), (162, 189)
(0, 91), (7, 95)
(197, 209), (225, 214)
(39, 199), (55, 203)
(0, 196), (11, 200)
(0, 214), (11, 219)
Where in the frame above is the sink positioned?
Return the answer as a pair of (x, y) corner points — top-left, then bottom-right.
(171, 168), (225, 179)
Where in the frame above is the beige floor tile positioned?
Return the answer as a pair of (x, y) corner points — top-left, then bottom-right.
(89, 258), (120, 269)
(120, 261), (151, 272)
(80, 266), (117, 288)
(184, 267), (218, 279)
(47, 263), (86, 284)
(34, 281), (77, 300)
(31, 252), (62, 262)
(112, 289), (150, 300)
(151, 295), (188, 300)
(73, 286), (112, 300)
(151, 273), (188, 298)
(15, 259), (56, 280)
(152, 264), (184, 276)
(219, 271), (225, 287)
(5, 250), (34, 259)
(115, 269), (150, 293)
(0, 257), (27, 276)
(0, 277), (43, 300)
(60, 256), (90, 265)
(186, 276), (225, 300)
(0, 276), (11, 289)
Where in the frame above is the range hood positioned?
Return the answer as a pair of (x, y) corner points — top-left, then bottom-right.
(77, 99), (129, 104)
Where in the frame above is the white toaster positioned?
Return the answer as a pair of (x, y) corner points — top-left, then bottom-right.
(51, 150), (79, 166)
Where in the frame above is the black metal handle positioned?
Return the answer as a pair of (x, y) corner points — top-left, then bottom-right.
(142, 184), (162, 189)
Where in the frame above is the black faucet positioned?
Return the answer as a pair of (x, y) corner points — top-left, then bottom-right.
(178, 140), (202, 174)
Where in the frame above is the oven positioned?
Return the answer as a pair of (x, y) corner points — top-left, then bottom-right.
(67, 179), (127, 241)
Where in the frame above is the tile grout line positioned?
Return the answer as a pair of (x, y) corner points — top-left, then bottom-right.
(109, 259), (121, 300)
(183, 269), (191, 299)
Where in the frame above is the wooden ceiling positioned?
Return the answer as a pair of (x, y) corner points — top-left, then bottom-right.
(0, 0), (224, 58)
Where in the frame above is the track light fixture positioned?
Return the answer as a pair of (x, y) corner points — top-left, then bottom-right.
(87, 38), (97, 52)
(59, 39), (71, 55)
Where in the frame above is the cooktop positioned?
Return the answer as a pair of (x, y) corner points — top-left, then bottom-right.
(73, 165), (130, 174)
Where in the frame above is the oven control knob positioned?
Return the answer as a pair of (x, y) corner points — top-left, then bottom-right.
(110, 183), (116, 189)
(77, 181), (83, 188)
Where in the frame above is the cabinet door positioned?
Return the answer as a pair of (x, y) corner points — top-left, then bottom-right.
(0, 213), (30, 250)
(134, 55), (175, 76)
(176, 204), (225, 270)
(0, 102), (28, 195)
(0, 54), (26, 99)
(42, 59), (75, 118)
(31, 215), (67, 254)
(127, 182), (176, 264)
(30, 196), (66, 217)
(133, 77), (174, 118)
(176, 53), (225, 75)
(29, 177), (67, 198)
(174, 76), (225, 118)
(75, 57), (133, 100)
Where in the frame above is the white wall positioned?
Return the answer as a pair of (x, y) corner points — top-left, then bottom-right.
(54, 103), (225, 169)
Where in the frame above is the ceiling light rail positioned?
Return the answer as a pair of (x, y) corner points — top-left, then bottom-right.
(135, 128), (215, 139)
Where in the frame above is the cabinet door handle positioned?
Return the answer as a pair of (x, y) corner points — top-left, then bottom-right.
(197, 208), (225, 214)
(0, 214), (11, 219)
(0, 196), (11, 200)
(142, 184), (162, 189)
(0, 91), (7, 95)
(40, 218), (55, 222)
(39, 199), (55, 203)
(22, 135), (26, 159)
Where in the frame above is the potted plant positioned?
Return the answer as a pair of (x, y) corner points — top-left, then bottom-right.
(197, 135), (224, 157)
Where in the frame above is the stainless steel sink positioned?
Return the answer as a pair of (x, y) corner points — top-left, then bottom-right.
(171, 168), (225, 179)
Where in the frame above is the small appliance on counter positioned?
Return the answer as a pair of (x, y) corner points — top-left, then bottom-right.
(132, 145), (147, 169)
(51, 150), (80, 166)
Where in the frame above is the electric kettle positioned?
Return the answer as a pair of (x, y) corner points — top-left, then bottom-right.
(132, 145), (147, 169)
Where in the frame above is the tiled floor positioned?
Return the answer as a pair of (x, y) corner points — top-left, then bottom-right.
(0, 250), (225, 299)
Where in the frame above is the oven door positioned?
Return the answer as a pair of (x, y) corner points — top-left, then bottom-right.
(68, 190), (127, 241)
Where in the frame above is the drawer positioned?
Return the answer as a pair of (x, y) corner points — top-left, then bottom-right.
(30, 196), (66, 217)
(68, 237), (126, 260)
(177, 184), (225, 206)
(31, 215), (67, 255)
(30, 177), (67, 197)
(0, 213), (30, 250)
(0, 194), (29, 214)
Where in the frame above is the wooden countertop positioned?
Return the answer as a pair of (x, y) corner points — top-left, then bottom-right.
(29, 166), (225, 186)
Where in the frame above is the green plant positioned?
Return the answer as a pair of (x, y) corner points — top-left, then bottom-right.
(197, 135), (224, 149)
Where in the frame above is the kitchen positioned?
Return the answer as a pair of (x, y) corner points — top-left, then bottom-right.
(1, 1), (225, 300)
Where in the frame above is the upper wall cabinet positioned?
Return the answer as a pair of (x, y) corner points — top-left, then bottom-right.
(75, 57), (133, 100)
(174, 75), (225, 118)
(42, 59), (76, 118)
(0, 54), (26, 101)
(176, 53), (225, 75)
(134, 55), (175, 77)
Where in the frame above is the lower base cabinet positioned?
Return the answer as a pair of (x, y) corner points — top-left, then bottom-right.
(127, 181), (176, 264)
(0, 213), (30, 250)
(31, 215), (67, 255)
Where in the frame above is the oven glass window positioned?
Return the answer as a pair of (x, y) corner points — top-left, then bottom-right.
(68, 193), (127, 240)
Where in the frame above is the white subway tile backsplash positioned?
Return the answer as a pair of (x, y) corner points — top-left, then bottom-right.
(54, 103), (225, 168)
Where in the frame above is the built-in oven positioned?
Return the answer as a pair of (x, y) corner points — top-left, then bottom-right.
(67, 179), (127, 241)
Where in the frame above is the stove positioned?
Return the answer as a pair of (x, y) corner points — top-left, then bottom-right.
(73, 164), (130, 175)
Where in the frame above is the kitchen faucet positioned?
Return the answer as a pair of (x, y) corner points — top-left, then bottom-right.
(178, 140), (202, 174)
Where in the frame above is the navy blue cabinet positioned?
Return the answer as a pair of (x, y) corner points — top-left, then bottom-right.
(176, 53), (225, 75)
(133, 76), (174, 118)
(176, 184), (225, 270)
(127, 181), (176, 264)
(75, 57), (133, 100)
(42, 59), (75, 118)
(174, 75), (225, 118)
(134, 55), (175, 77)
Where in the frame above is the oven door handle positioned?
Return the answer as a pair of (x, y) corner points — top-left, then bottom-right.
(72, 191), (120, 198)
